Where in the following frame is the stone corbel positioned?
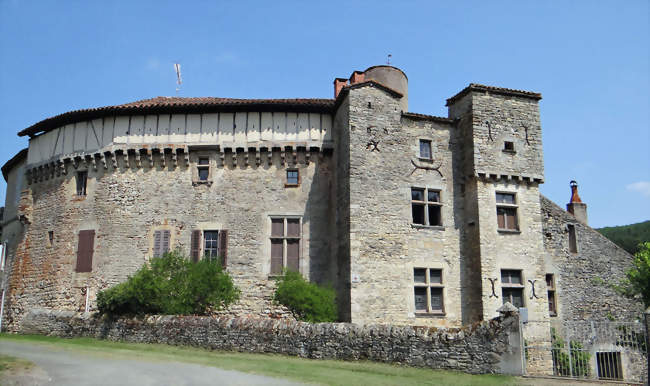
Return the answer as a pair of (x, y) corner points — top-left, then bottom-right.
(56, 160), (64, 176)
(170, 149), (178, 168)
(218, 150), (225, 168)
(180, 148), (189, 167)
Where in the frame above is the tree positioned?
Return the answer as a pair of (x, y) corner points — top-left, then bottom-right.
(616, 242), (650, 308)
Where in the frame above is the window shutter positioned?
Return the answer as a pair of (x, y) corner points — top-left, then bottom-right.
(153, 231), (162, 257)
(270, 240), (283, 275)
(75, 230), (95, 272)
(286, 239), (299, 272)
(218, 230), (228, 268)
(497, 209), (506, 229)
(162, 230), (171, 255)
(190, 230), (201, 263)
(506, 210), (517, 230)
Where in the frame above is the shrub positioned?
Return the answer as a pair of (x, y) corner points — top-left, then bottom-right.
(273, 270), (337, 323)
(97, 251), (240, 316)
(551, 328), (591, 377)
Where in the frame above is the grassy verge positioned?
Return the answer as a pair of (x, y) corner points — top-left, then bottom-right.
(0, 333), (517, 386)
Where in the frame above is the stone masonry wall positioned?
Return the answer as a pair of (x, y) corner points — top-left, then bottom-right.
(18, 308), (523, 375)
(541, 196), (644, 322)
(4, 149), (334, 331)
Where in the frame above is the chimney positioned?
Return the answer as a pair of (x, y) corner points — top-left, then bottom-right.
(350, 71), (365, 84)
(334, 78), (348, 98)
(566, 180), (588, 225)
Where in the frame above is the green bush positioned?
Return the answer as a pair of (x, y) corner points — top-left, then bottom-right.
(551, 328), (591, 377)
(97, 251), (240, 316)
(273, 270), (337, 323)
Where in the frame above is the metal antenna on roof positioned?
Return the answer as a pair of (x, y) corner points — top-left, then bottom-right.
(174, 63), (182, 95)
(387, 54), (392, 65)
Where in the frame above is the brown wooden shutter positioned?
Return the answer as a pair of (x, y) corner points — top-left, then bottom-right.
(217, 230), (228, 268)
(497, 209), (505, 229)
(190, 230), (201, 263)
(153, 231), (162, 257)
(75, 230), (95, 272)
(286, 240), (299, 272)
(506, 209), (517, 230)
(270, 240), (283, 275)
(162, 230), (171, 255)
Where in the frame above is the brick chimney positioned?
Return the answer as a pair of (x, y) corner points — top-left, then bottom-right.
(566, 180), (588, 225)
(334, 78), (348, 98)
(350, 71), (365, 84)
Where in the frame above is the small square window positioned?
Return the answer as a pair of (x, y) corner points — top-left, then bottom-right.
(504, 141), (515, 152)
(196, 157), (211, 182)
(419, 140), (432, 159)
(286, 169), (299, 186)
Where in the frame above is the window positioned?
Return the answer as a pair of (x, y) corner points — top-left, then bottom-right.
(153, 230), (171, 258)
(567, 224), (578, 253)
(286, 169), (299, 186)
(0, 241), (6, 271)
(48, 231), (54, 247)
(419, 139), (432, 160)
(546, 274), (557, 316)
(75, 230), (95, 273)
(190, 230), (228, 267)
(496, 192), (518, 231)
(413, 268), (444, 314)
(503, 141), (515, 152)
(76, 171), (88, 196)
(411, 188), (442, 226)
(270, 217), (301, 275)
(501, 269), (524, 308)
(596, 352), (622, 380)
(197, 157), (210, 181)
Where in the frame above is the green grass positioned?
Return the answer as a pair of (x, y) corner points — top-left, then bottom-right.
(0, 333), (517, 386)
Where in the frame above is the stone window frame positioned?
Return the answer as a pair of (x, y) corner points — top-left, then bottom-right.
(269, 215), (302, 277)
(546, 273), (557, 317)
(410, 187), (443, 229)
(496, 191), (519, 233)
(501, 269), (525, 308)
(191, 151), (214, 186)
(190, 225), (228, 267)
(285, 168), (300, 187)
(148, 225), (175, 259)
(418, 138), (433, 161)
(76, 170), (88, 196)
(413, 267), (445, 316)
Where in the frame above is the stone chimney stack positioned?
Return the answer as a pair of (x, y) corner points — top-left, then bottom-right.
(566, 180), (588, 225)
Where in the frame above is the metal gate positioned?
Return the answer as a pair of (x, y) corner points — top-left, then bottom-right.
(522, 319), (648, 384)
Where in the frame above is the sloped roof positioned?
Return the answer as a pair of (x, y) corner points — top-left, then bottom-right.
(446, 83), (542, 106)
(18, 97), (335, 137)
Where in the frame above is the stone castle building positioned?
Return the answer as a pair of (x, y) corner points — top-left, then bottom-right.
(0, 65), (642, 339)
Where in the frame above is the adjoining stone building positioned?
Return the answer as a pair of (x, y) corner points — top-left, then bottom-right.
(0, 66), (643, 346)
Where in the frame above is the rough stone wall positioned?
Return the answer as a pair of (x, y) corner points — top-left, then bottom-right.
(463, 91), (544, 181)
(333, 96), (352, 322)
(3, 150), (334, 331)
(345, 85), (463, 327)
(540, 196), (644, 322)
(19, 308), (523, 375)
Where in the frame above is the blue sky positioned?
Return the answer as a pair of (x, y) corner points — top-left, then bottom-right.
(0, 1), (648, 228)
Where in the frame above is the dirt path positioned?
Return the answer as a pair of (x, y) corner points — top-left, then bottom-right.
(0, 340), (304, 386)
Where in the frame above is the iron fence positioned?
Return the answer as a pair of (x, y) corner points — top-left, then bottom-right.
(522, 319), (648, 384)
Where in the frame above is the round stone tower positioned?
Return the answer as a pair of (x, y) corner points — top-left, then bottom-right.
(363, 65), (408, 112)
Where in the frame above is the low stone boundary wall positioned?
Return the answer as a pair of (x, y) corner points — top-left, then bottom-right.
(18, 308), (523, 375)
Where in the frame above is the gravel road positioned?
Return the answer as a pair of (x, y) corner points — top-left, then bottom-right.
(0, 340), (304, 386)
